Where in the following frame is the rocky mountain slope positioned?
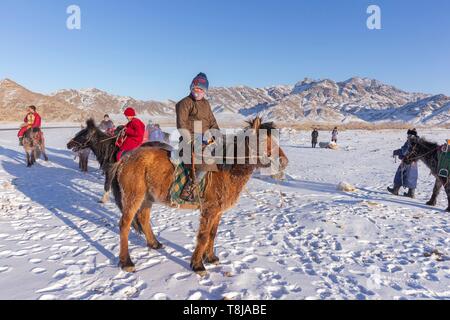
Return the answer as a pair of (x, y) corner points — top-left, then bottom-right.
(1, 77), (448, 126)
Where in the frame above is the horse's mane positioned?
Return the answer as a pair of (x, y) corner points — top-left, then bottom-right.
(245, 118), (277, 134)
(86, 119), (119, 170)
(215, 117), (277, 170)
(416, 137), (439, 151)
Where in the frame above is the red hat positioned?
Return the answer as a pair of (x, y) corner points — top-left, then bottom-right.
(124, 107), (136, 117)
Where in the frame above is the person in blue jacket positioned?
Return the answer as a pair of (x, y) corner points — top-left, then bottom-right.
(387, 129), (419, 198)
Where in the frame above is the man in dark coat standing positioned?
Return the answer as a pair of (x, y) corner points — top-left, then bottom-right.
(176, 73), (220, 201)
(388, 129), (419, 198)
(311, 129), (319, 148)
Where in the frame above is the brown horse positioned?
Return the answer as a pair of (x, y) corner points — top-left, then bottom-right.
(23, 128), (48, 167)
(110, 117), (289, 274)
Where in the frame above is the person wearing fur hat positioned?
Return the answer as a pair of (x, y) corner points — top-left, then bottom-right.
(115, 107), (145, 161)
(176, 72), (220, 201)
(388, 129), (419, 198)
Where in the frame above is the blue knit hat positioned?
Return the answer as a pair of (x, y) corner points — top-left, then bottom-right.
(190, 72), (209, 92)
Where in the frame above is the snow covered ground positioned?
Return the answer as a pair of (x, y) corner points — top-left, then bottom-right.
(1, 127), (450, 300)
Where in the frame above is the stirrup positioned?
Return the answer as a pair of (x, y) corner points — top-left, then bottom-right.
(439, 169), (449, 178)
(180, 181), (195, 202)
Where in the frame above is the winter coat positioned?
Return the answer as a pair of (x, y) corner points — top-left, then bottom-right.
(393, 141), (419, 189)
(18, 112), (41, 137)
(331, 130), (338, 141)
(176, 95), (220, 138)
(117, 118), (145, 161)
(311, 130), (319, 143)
(176, 95), (220, 172)
(99, 120), (115, 132)
(149, 128), (165, 142)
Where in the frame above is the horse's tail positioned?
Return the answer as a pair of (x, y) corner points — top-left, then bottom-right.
(109, 161), (144, 235)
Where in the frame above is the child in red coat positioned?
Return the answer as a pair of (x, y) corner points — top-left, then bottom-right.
(116, 108), (145, 161)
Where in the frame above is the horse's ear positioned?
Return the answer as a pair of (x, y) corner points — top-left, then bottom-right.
(86, 118), (96, 129)
(252, 117), (262, 131)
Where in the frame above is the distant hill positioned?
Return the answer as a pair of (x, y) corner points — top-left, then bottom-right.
(1, 77), (449, 126)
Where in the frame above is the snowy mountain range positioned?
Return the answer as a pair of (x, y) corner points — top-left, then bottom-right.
(1, 77), (449, 126)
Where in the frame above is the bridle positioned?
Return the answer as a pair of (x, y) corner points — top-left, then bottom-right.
(404, 139), (440, 163)
(69, 132), (119, 151)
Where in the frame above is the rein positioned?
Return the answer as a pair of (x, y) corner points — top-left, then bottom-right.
(406, 143), (440, 163)
(69, 134), (119, 150)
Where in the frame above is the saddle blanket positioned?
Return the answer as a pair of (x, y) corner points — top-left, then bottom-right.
(169, 163), (207, 206)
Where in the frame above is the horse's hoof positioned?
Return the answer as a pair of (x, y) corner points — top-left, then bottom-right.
(191, 262), (207, 275)
(204, 255), (220, 265)
(446, 208), (450, 213)
(196, 270), (208, 277)
(426, 201), (436, 207)
(119, 262), (136, 273)
(148, 242), (163, 250)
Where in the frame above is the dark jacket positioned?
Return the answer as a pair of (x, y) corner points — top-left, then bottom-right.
(99, 120), (114, 131)
(312, 130), (319, 143)
(176, 95), (219, 139)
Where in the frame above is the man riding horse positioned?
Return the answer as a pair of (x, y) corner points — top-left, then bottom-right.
(176, 72), (220, 201)
(18, 105), (42, 146)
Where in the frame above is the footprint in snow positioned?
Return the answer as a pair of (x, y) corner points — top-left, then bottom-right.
(153, 293), (169, 300)
(173, 272), (192, 280)
(0, 250), (12, 258)
(0, 266), (11, 273)
(242, 255), (258, 263)
(31, 268), (47, 275)
(12, 250), (28, 257)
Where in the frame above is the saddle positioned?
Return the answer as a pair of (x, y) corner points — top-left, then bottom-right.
(25, 128), (43, 142)
(139, 142), (207, 206)
(438, 141), (450, 179)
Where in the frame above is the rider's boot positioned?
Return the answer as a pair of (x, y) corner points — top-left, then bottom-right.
(404, 188), (416, 199)
(180, 179), (196, 202)
(180, 170), (207, 202)
(387, 185), (401, 196)
(19, 137), (23, 146)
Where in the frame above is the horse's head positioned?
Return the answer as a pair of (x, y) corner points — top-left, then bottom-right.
(245, 117), (289, 173)
(67, 119), (98, 152)
(402, 136), (437, 165)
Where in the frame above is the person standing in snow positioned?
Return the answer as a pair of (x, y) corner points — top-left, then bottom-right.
(331, 127), (338, 143)
(387, 129), (419, 198)
(311, 128), (319, 148)
(176, 72), (220, 201)
(115, 107), (145, 161)
(149, 124), (165, 142)
(99, 114), (115, 135)
(18, 105), (42, 146)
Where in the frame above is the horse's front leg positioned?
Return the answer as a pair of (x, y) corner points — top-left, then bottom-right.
(40, 140), (49, 161)
(445, 183), (450, 212)
(203, 212), (223, 265)
(26, 151), (32, 167)
(191, 213), (215, 275)
(100, 171), (111, 204)
(427, 178), (442, 207)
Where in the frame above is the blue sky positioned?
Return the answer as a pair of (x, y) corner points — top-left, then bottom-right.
(0, 0), (449, 101)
